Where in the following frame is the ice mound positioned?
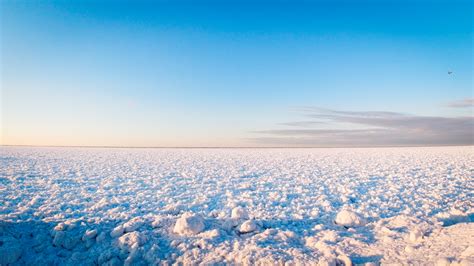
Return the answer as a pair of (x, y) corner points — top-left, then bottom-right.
(110, 224), (125, 238)
(82, 229), (98, 241)
(334, 209), (366, 227)
(0, 235), (22, 265)
(52, 225), (82, 250)
(231, 206), (249, 220)
(239, 220), (258, 233)
(123, 217), (144, 232)
(174, 213), (205, 235)
(118, 231), (147, 252)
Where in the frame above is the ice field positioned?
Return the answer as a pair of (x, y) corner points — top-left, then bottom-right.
(1, 146), (473, 265)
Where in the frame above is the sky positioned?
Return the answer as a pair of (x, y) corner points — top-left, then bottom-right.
(1, 0), (473, 147)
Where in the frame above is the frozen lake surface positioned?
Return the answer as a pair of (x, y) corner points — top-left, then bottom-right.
(1, 146), (473, 265)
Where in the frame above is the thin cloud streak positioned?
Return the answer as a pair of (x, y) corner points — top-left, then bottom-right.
(277, 121), (327, 128)
(251, 108), (474, 147)
(445, 98), (474, 108)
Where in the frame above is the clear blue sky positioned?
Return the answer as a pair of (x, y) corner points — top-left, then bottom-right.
(1, 0), (473, 147)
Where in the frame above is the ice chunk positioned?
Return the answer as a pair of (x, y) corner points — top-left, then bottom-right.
(231, 206), (249, 220)
(239, 220), (257, 233)
(313, 224), (324, 230)
(118, 231), (146, 252)
(52, 231), (80, 250)
(151, 216), (162, 228)
(96, 232), (107, 242)
(110, 225), (125, 238)
(54, 222), (66, 231)
(82, 229), (98, 241)
(173, 213), (205, 235)
(335, 209), (366, 227)
(201, 229), (221, 239)
(321, 230), (339, 243)
(123, 217), (143, 233)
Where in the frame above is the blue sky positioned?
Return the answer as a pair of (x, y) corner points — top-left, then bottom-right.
(1, 0), (472, 147)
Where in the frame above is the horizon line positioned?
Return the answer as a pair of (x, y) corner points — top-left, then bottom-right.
(1, 144), (473, 149)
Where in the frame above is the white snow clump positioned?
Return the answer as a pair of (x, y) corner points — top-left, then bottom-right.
(335, 209), (366, 227)
(239, 220), (258, 233)
(173, 212), (205, 235)
(231, 206), (249, 220)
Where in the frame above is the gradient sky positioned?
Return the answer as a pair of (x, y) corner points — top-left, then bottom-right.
(1, 0), (473, 147)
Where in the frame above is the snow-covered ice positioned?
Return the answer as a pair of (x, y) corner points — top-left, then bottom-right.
(0, 146), (473, 265)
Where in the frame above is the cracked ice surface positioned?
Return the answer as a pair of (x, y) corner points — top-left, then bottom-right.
(0, 146), (473, 265)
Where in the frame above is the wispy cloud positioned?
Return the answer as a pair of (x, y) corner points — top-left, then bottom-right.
(251, 107), (474, 147)
(445, 98), (474, 108)
(277, 121), (326, 128)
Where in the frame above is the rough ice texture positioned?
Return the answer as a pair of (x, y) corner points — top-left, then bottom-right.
(0, 146), (473, 265)
(0, 235), (22, 265)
